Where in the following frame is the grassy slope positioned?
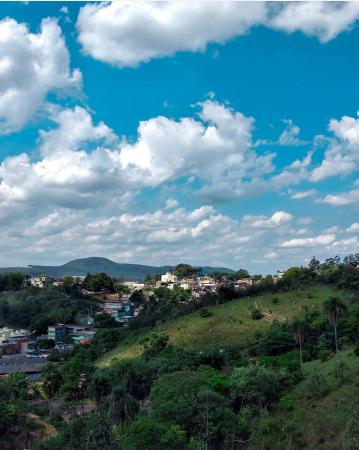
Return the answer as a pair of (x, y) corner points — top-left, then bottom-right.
(98, 284), (345, 367)
(250, 350), (359, 450)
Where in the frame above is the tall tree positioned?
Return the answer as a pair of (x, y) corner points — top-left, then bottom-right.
(323, 296), (347, 354)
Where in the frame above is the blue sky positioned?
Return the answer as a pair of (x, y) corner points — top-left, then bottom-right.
(0, 1), (358, 273)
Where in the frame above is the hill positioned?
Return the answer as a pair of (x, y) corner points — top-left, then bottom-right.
(0, 257), (234, 280)
(98, 284), (347, 367)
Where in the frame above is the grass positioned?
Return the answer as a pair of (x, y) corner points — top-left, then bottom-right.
(98, 284), (346, 367)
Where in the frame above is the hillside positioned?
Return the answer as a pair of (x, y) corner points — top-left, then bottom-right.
(0, 257), (234, 280)
(98, 284), (346, 367)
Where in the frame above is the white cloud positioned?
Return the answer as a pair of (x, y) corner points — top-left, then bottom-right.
(323, 226), (340, 234)
(290, 189), (317, 200)
(298, 216), (314, 225)
(318, 187), (359, 206)
(0, 17), (81, 134)
(250, 211), (293, 228)
(39, 105), (117, 156)
(347, 223), (359, 232)
(332, 236), (358, 250)
(269, 2), (359, 43)
(278, 119), (305, 146)
(119, 99), (276, 198)
(77, 2), (359, 68)
(77, 1), (267, 68)
(311, 113), (359, 181)
(280, 234), (335, 248)
(164, 198), (179, 209)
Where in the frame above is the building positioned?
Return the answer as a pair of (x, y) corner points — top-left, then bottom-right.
(30, 275), (52, 288)
(48, 324), (67, 343)
(47, 324), (95, 345)
(161, 272), (177, 283)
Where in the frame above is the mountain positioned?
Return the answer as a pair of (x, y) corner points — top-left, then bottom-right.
(0, 257), (234, 281)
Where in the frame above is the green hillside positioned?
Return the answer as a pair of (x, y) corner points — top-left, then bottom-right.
(98, 284), (346, 367)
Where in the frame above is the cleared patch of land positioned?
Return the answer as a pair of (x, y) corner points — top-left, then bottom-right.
(98, 285), (347, 367)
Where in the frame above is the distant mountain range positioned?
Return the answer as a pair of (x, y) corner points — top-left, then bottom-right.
(0, 257), (234, 281)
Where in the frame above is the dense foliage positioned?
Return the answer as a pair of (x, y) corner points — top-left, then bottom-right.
(0, 286), (98, 333)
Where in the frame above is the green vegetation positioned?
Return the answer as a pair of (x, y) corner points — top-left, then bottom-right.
(0, 285), (98, 333)
(0, 259), (358, 449)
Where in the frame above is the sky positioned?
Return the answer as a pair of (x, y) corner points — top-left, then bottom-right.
(0, 1), (358, 273)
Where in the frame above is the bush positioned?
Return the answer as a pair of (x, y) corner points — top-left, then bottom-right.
(251, 309), (263, 320)
(271, 297), (280, 304)
(354, 341), (359, 357)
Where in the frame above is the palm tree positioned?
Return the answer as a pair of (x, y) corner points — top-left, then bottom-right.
(109, 385), (138, 431)
(42, 362), (62, 415)
(292, 317), (306, 373)
(323, 296), (347, 354)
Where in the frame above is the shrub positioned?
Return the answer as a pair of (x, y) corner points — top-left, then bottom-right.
(354, 341), (359, 356)
(271, 297), (280, 304)
(251, 308), (263, 320)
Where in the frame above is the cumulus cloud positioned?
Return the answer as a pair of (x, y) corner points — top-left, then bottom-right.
(0, 17), (81, 134)
(311, 113), (359, 181)
(250, 211), (293, 229)
(280, 233), (336, 248)
(269, 1), (359, 42)
(77, 1), (267, 67)
(76, 2), (359, 68)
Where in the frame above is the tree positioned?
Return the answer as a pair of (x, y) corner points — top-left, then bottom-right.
(42, 363), (63, 414)
(93, 313), (119, 329)
(234, 268), (250, 279)
(114, 283), (131, 297)
(174, 263), (198, 278)
(323, 296), (347, 354)
(231, 364), (288, 409)
(83, 273), (114, 292)
(309, 256), (320, 271)
(130, 289), (145, 305)
(291, 318), (306, 373)
(108, 384), (138, 430)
